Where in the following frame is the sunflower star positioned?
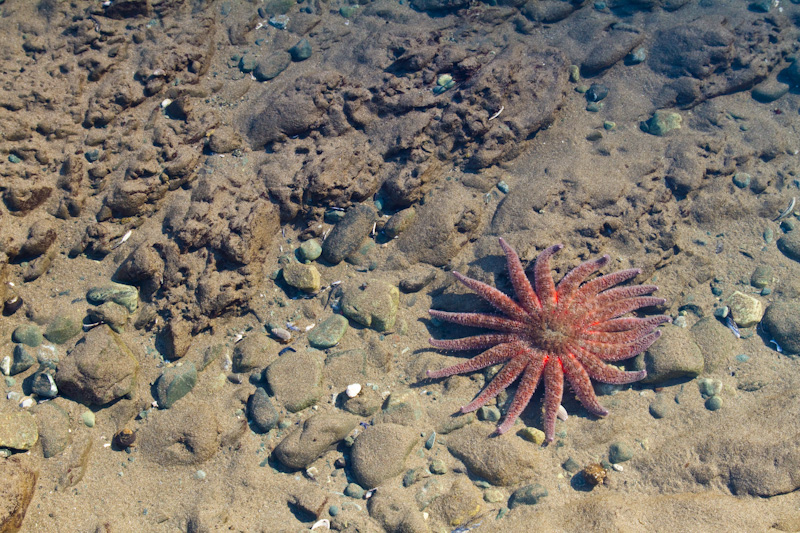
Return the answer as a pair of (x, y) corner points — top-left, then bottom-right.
(427, 238), (670, 443)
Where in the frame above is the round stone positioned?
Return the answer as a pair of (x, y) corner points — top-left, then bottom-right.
(608, 441), (634, 463)
(705, 395), (723, 411)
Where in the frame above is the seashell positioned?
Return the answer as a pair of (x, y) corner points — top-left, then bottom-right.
(114, 428), (137, 449)
(3, 293), (22, 315)
(582, 463), (607, 487)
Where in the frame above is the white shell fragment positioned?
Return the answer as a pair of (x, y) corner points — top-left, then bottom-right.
(346, 383), (362, 398)
(557, 404), (569, 421)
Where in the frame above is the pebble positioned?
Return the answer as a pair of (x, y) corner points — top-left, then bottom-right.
(446, 424), (537, 486)
(732, 172), (751, 188)
(697, 377), (723, 398)
(265, 350), (323, 412)
(649, 393), (673, 419)
(586, 83), (609, 102)
(282, 261), (321, 293)
(424, 431), (436, 449)
(640, 110), (682, 136)
(298, 239), (322, 261)
(273, 413), (359, 470)
(705, 395), (723, 411)
(247, 387), (279, 433)
(477, 405), (501, 422)
(508, 483), (548, 508)
(253, 51), (291, 81)
(777, 231), (800, 263)
(484, 488), (505, 503)
(155, 362), (198, 409)
(518, 427), (546, 445)
(289, 39), (312, 61)
(383, 207), (417, 239)
(81, 411), (96, 428)
(11, 325), (42, 347)
(608, 441), (634, 463)
(31, 371), (58, 398)
(32, 402), (71, 458)
(429, 459), (447, 474)
(344, 482), (365, 499)
(2, 345), (36, 376)
(725, 291), (763, 328)
(307, 315), (348, 349)
(750, 265), (772, 289)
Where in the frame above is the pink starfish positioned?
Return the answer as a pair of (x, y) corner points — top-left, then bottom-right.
(427, 238), (670, 443)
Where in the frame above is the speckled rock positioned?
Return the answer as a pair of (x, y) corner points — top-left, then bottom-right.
(86, 282), (139, 313)
(282, 260), (321, 293)
(265, 350), (323, 412)
(55, 326), (139, 405)
(273, 412), (359, 470)
(340, 280), (399, 332)
(725, 291), (764, 328)
(0, 411), (38, 450)
(509, 483), (548, 508)
(446, 424), (538, 486)
(634, 326), (703, 384)
(350, 423), (419, 488)
(762, 300), (800, 355)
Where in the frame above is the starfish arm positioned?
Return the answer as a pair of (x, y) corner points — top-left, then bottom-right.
(429, 333), (520, 351)
(429, 309), (527, 333)
(495, 350), (547, 435)
(561, 353), (609, 417)
(542, 356), (564, 443)
(451, 271), (529, 322)
(581, 316), (671, 344)
(571, 345), (648, 384)
(594, 285), (659, 307)
(499, 238), (541, 314)
(533, 244), (563, 311)
(590, 315), (672, 333)
(460, 353), (527, 413)
(584, 296), (667, 323)
(578, 330), (663, 361)
(573, 268), (641, 304)
(555, 254), (609, 305)
(427, 342), (520, 379)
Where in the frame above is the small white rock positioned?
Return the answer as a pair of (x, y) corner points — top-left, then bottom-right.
(346, 383), (362, 398)
(19, 397), (34, 408)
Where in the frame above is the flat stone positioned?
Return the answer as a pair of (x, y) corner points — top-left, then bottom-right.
(690, 317), (738, 373)
(446, 424), (538, 486)
(43, 314), (82, 345)
(308, 314), (348, 349)
(0, 411), (38, 450)
(725, 291), (764, 328)
(273, 412), (359, 470)
(641, 110), (682, 136)
(509, 483), (548, 508)
(609, 441), (634, 463)
(55, 326), (139, 405)
(265, 350), (323, 412)
(634, 326), (703, 384)
(340, 280), (399, 332)
(282, 261), (321, 293)
(253, 51), (291, 81)
(155, 362), (197, 409)
(232, 334), (274, 373)
(350, 423), (419, 488)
